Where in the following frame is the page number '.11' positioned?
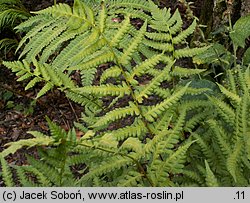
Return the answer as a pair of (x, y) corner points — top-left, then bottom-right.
(235, 191), (245, 200)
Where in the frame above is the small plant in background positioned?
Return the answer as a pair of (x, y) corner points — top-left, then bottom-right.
(193, 4), (250, 81)
(0, 0), (30, 57)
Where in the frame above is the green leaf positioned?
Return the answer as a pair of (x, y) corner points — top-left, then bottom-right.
(1, 137), (55, 157)
(230, 14), (250, 48)
(205, 160), (219, 186)
(144, 82), (190, 122)
(0, 156), (14, 187)
(243, 47), (250, 65)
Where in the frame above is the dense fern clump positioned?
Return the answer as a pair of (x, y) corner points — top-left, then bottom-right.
(180, 14), (250, 186)
(180, 66), (250, 187)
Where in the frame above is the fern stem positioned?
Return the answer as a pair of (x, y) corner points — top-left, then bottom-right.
(0, 83), (50, 109)
(97, 36), (155, 139)
(67, 98), (79, 122)
(58, 146), (68, 186)
(226, 0), (237, 67)
(54, 0), (57, 5)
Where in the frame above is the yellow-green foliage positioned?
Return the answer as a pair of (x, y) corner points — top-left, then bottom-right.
(0, 0), (220, 187)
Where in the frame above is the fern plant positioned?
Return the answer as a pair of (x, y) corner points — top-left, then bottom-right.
(2, 0), (208, 134)
(1, 0), (210, 186)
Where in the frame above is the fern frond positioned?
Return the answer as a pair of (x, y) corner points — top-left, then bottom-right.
(52, 30), (98, 70)
(70, 38), (107, 66)
(192, 133), (214, 163)
(135, 65), (171, 103)
(109, 0), (150, 11)
(129, 54), (164, 79)
(73, 82), (130, 97)
(205, 160), (219, 186)
(36, 82), (54, 99)
(97, 133), (119, 149)
(80, 68), (96, 86)
(121, 137), (143, 154)
(16, 165), (51, 187)
(143, 83), (189, 122)
(77, 156), (133, 186)
(26, 155), (61, 186)
(226, 69), (237, 94)
(33, 0), (93, 29)
(0, 135), (54, 158)
(174, 46), (209, 59)
(0, 156), (14, 187)
(150, 141), (194, 186)
(207, 95), (235, 125)
(227, 139), (243, 183)
(0, 38), (18, 53)
(217, 83), (241, 105)
(100, 66), (122, 84)
(117, 171), (143, 186)
(184, 111), (209, 132)
(69, 50), (115, 70)
(145, 32), (171, 41)
(16, 15), (55, 51)
(25, 77), (43, 90)
(46, 117), (67, 140)
(181, 169), (204, 185)
(0, 0), (29, 29)
(238, 92), (248, 135)
(167, 10), (183, 35)
(15, 166), (37, 187)
(65, 90), (102, 109)
(98, 1), (106, 33)
(3, 60), (32, 81)
(109, 15), (130, 46)
(207, 119), (231, 156)
(171, 66), (206, 77)
(119, 21), (147, 65)
(143, 39), (173, 52)
(164, 141), (195, 173)
(173, 20), (197, 44)
(20, 19), (67, 60)
(110, 118), (147, 141)
(92, 102), (139, 128)
(39, 30), (77, 63)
